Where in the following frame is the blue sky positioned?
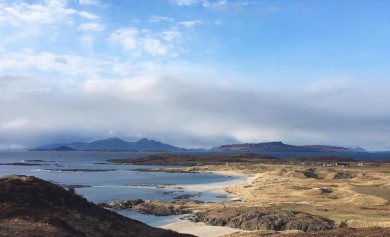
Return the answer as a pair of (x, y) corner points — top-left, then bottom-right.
(1, 0), (390, 150)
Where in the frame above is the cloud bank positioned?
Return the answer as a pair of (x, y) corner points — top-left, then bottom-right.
(1, 70), (390, 150)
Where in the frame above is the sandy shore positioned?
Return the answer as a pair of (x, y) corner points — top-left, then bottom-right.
(161, 172), (253, 236)
(162, 220), (246, 237)
(179, 171), (252, 194)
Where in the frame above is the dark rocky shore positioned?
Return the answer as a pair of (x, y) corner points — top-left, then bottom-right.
(187, 207), (335, 232)
(98, 199), (197, 216)
(0, 175), (193, 237)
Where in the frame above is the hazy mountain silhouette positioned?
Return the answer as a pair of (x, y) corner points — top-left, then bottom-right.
(31, 138), (186, 152)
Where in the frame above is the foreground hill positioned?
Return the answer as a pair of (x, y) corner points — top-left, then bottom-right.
(30, 137), (185, 152)
(212, 141), (357, 152)
(0, 175), (192, 237)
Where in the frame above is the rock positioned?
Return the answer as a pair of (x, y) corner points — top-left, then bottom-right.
(132, 201), (191, 216)
(172, 200), (205, 205)
(99, 199), (144, 209)
(60, 184), (92, 189)
(334, 172), (355, 179)
(174, 194), (199, 200)
(187, 207), (334, 232)
(215, 194), (228, 198)
(99, 199), (192, 216)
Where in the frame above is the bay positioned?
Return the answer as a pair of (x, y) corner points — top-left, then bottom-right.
(0, 151), (235, 226)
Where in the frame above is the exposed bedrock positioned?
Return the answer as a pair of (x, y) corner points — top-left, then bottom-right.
(187, 207), (335, 232)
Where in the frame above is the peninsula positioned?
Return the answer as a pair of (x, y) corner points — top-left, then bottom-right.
(109, 153), (390, 236)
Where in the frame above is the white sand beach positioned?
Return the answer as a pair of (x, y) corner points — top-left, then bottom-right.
(179, 171), (253, 194)
(162, 220), (247, 237)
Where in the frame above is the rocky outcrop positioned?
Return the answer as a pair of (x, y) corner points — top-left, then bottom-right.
(99, 199), (193, 216)
(0, 175), (193, 237)
(187, 207), (335, 232)
(174, 194), (200, 200)
(132, 202), (191, 216)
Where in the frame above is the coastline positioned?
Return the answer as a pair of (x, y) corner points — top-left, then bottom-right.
(179, 171), (251, 193)
(161, 171), (252, 236)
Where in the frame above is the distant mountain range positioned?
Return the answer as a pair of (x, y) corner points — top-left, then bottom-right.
(211, 141), (366, 153)
(30, 138), (186, 152)
(30, 138), (367, 153)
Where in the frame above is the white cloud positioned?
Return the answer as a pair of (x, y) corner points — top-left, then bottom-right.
(78, 0), (102, 6)
(110, 27), (179, 57)
(0, 50), (110, 78)
(80, 35), (95, 50)
(0, 118), (33, 130)
(110, 28), (140, 51)
(172, 0), (278, 13)
(162, 30), (181, 42)
(143, 38), (168, 56)
(77, 11), (99, 19)
(0, 0), (99, 25)
(148, 15), (173, 23)
(78, 22), (105, 31)
(172, 0), (226, 8)
(177, 20), (203, 28)
(304, 78), (354, 93)
(172, 0), (204, 6)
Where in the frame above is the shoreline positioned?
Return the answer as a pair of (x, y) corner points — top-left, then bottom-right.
(179, 171), (251, 193)
(161, 171), (252, 236)
(162, 220), (247, 237)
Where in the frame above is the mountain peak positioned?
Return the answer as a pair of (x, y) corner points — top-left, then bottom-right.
(137, 138), (151, 142)
(136, 138), (159, 144)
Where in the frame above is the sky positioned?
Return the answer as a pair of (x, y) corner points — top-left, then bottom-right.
(1, 0), (390, 150)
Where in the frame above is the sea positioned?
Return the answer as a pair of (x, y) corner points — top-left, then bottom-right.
(0, 150), (389, 227)
(0, 151), (236, 227)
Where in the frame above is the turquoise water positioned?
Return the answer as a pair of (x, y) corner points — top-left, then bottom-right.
(0, 151), (236, 226)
